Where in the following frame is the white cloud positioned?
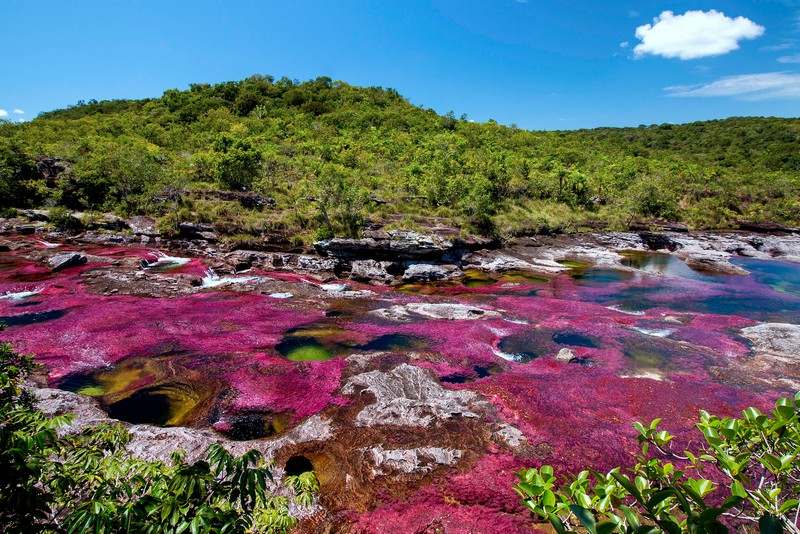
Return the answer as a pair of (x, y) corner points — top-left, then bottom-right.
(12, 108), (24, 114)
(620, 41), (629, 48)
(778, 54), (800, 63)
(634, 10), (765, 60)
(665, 72), (800, 100)
(0, 109), (8, 117)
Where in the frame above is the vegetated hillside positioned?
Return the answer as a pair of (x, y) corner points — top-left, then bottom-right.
(1, 74), (798, 242)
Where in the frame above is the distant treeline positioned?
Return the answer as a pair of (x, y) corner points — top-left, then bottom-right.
(1, 74), (798, 240)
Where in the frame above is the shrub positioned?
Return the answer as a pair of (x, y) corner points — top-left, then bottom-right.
(0, 333), (308, 533)
(515, 394), (800, 533)
(47, 206), (81, 229)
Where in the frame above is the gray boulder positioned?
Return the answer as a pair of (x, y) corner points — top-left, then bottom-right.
(401, 263), (463, 283)
(48, 252), (88, 271)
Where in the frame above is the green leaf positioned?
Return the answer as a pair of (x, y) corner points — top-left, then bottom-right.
(547, 514), (568, 534)
(597, 521), (617, 534)
(730, 480), (747, 498)
(611, 472), (643, 503)
(569, 505), (597, 534)
(620, 505), (640, 529)
(646, 489), (675, 510)
(758, 514), (782, 534)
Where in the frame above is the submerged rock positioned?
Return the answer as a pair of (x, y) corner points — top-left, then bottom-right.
(679, 251), (750, 276)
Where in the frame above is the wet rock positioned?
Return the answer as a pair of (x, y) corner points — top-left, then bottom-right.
(365, 445), (463, 475)
(14, 224), (41, 235)
(554, 348), (576, 363)
(350, 260), (401, 284)
(342, 363), (485, 427)
(373, 303), (501, 322)
(679, 251), (749, 276)
(652, 222), (689, 233)
(736, 221), (798, 234)
(740, 323), (800, 361)
(461, 251), (566, 275)
(640, 232), (682, 251)
(401, 263), (463, 283)
(48, 252), (88, 271)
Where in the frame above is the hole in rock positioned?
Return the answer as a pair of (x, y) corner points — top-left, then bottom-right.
(12, 300), (42, 307)
(557, 260), (590, 269)
(0, 309), (66, 327)
(275, 336), (333, 361)
(285, 455), (314, 477)
(108, 390), (173, 426)
(106, 382), (200, 426)
(58, 373), (105, 396)
(441, 374), (468, 384)
(501, 272), (550, 284)
(572, 269), (632, 285)
(552, 331), (598, 348)
(497, 332), (554, 363)
(461, 270), (497, 288)
(218, 412), (290, 441)
(358, 334), (427, 352)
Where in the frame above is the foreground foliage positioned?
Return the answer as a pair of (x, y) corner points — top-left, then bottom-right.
(1, 75), (798, 240)
(0, 334), (307, 533)
(515, 394), (800, 533)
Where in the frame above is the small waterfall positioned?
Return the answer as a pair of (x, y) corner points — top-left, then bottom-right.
(201, 268), (257, 288)
(143, 251), (190, 270)
(1, 286), (44, 301)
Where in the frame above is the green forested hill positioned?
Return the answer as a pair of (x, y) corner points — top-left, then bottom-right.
(1, 75), (798, 240)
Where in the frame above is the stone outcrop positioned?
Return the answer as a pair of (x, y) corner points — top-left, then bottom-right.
(373, 302), (502, 322)
(350, 259), (402, 284)
(48, 252), (88, 271)
(401, 263), (463, 283)
(740, 323), (800, 361)
(342, 363), (485, 427)
(461, 250), (568, 275)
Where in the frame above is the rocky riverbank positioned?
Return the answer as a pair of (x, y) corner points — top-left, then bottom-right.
(3, 213), (800, 532)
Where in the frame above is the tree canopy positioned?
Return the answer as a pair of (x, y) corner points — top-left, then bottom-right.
(1, 75), (798, 239)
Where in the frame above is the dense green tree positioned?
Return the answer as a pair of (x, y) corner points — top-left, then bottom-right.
(0, 75), (798, 239)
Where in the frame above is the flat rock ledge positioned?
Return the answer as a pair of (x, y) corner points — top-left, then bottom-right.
(342, 363), (486, 427)
(372, 302), (502, 322)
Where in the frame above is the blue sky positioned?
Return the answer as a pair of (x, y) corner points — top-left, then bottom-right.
(1, 0), (799, 130)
